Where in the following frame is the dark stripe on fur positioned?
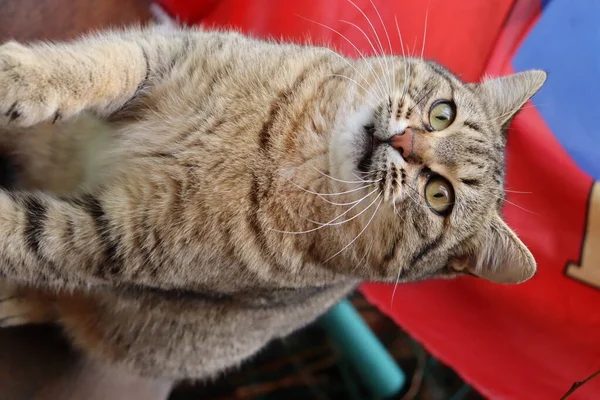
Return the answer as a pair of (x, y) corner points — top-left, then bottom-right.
(426, 62), (455, 98)
(81, 195), (124, 277)
(460, 178), (481, 187)
(284, 64), (347, 151)
(427, 62), (457, 84)
(163, 36), (192, 78)
(247, 173), (283, 271)
(464, 159), (485, 169)
(408, 84), (438, 116)
(20, 195), (62, 279)
(410, 234), (443, 267)
(123, 283), (341, 310)
(23, 196), (48, 257)
(383, 239), (397, 263)
(62, 217), (75, 251)
(110, 46), (151, 119)
(464, 145), (492, 159)
(412, 216), (428, 239)
(147, 226), (165, 278)
(463, 121), (483, 132)
(259, 55), (330, 152)
(140, 47), (151, 88)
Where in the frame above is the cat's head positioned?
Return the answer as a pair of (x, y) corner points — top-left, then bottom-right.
(329, 59), (546, 284)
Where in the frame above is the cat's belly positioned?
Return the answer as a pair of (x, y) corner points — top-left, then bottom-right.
(56, 280), (357, 379)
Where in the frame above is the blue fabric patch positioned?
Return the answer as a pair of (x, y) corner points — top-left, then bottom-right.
(513, 0), (600, 179)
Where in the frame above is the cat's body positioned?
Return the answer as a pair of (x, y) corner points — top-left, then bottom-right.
(0, 25), (544, 379)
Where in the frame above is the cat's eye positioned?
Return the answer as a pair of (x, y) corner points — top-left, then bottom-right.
(428, 101), (456, 131)
(424, 175), (455, 215)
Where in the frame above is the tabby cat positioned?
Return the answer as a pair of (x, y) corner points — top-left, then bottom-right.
(0, 24), (544, 379)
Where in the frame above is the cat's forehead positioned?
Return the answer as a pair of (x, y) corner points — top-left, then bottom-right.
(404, 60), (477, 108)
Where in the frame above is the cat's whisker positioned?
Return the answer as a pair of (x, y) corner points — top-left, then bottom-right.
(394, 16), (411, 105)
(420, 0), (431, 60)
(312, 166), (381, 184)
(393, 200), (408, 227)
(391, 262), (405, 306)
(352, 235), (375, 273)
(308, 190), (381, 227)
(353, 173), (381, 183)
(297, 14), (387, 99)
(339, 19), (390, 95)
(354, 167), (385, 176)
(403, 184), (437, 211)
(487, 104), (543, 123)
(405, 192), (426, 210)
(392, 198), (400, 216)
(368, 0), (395, 99)
(324, 73), (379, 105)
(271, 188), (379, 234)
(288, 179), (375, 197)
(320, 187), (379, 206)
(394, 15), (408, 60)
(321, 47), (379, 100)
(408, 84), (438, 114)
(324, 195), (384, 263)
(346, 0), (392, 93)
(402, 61), (410, 109)
(502, 199), (538, 215)
(504, 189), (532, 194)
(353, 169), (385, 180)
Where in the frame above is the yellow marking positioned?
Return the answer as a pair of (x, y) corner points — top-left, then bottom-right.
(566, 182), (600, 287)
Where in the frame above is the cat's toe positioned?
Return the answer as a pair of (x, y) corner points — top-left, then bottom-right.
(0, 281), (55, 327)
(0, 43), (60, 127)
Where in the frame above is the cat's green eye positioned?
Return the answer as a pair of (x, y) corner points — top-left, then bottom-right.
(424, 175), (455, 215)
(428, 101), (456, 131)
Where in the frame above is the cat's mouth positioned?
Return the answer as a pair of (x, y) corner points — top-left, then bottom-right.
(357, 124), (381, 173)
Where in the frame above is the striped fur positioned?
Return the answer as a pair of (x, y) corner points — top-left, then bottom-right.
(0, 26), (545, 379)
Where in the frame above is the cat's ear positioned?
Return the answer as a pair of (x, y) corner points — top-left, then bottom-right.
(451, 216), (536, 284)
(473, 70), (546, 128)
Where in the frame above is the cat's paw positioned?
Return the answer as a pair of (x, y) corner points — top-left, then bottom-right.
(0, 42), (63, 127)
(0, 281), (55, 327)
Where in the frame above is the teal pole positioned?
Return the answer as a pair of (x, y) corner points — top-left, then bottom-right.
(319, 299), (406, 398)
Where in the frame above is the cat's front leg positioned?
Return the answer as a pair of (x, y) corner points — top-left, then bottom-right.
(0, 39), (145, 126)
(0, 174), (197, 293)
(0, 27), (197, 127)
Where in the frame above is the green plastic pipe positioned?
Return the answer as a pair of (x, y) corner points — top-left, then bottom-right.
(319, 299), (406, 398)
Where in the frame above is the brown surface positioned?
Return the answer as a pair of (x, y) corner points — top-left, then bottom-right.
(0, 1), (173, 399)
(0, 0), (152, 42)
(0, 326), (173, 400)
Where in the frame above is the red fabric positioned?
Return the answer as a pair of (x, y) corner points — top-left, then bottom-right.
(485, 0), (541, 75)
(159, 0), (513, 80)
(158, 0), (600, 398)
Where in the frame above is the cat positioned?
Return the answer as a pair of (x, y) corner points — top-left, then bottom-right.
(0, 24), (545, 379)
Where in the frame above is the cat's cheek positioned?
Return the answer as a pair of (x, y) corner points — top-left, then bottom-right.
(329, 130), (361, 183)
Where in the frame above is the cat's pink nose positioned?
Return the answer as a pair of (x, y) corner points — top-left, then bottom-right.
(390, 129), (414, 157)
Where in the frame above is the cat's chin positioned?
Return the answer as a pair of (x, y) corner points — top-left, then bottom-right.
(329, 105), (375, 184)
